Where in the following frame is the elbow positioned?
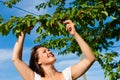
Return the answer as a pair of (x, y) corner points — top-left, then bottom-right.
(12, 57), (17, 63)
(86, 55), (96, 64)
(12, 57), (22, 63)
(12, 58), (17, 62)
(12, 55), (15, 62)
(90, 55), (96, 63)
(92, 58), (96, 63)
(89, 52), (96, 63)
(12, 55), (22, 63)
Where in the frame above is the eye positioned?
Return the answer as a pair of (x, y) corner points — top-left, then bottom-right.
(43, 50), (46, 53)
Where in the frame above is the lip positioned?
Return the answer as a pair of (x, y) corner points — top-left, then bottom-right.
(47, 53), (54, 57)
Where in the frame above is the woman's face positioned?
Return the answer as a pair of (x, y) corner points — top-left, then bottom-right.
(36, 47), (56, 65)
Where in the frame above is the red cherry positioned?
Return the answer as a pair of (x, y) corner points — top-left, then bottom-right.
(60, 19), (65, 24)
(80, 11), (84, 14)
(52, 23), (56, 27)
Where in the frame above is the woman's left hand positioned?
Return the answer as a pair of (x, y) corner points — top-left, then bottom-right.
(63, 20), (77, 36)
(23, 26), (34, 34)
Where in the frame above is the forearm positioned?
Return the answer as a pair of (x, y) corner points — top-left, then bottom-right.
(73, 32), (96, 62)
(12, 32), (25, 61)
(64, 20), (96, 79)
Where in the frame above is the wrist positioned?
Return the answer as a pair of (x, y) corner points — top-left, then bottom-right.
(20, 31), (26, 37)
(73, 32), (78, 37)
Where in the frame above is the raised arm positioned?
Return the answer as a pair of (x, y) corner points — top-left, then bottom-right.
(12, 29), (34, 80)
(64, 20), (96, 80)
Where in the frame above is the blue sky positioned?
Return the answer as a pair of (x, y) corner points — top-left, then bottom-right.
(0, 0), (120, 80)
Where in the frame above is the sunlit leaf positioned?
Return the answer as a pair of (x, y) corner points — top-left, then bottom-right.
(50, 0), (59, 5)
(101, 11), (108, 16)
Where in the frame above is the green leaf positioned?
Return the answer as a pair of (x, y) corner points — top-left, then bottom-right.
(110, 16), (117, 20)
(70, 7), (76, 18)
(81, 3), (87, 7)
(4, 2), (12, 8)
(49, 19), (55, 26)
(117, 64), (120, 72)
(101, 11), (108, 16)
(26, 20), (30, 27)
(109, 74), (114, 80)
(56, 21), (67, 36)
(16, 29), (21, 33)
(93, 9), (98, 13)
(50, 0), (59, 5)
(105, 1), (112, 7)
(11, 0), (16, 4)
(0, 16), (3, 23)
(36, 26), (43, 34)
(46, 20), (50, 26)
(109, 41), (114, 45)
(32, 20), (37, 26)
(56, 21), (64, 30)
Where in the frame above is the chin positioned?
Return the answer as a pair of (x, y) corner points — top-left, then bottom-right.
(50, 58), (56, 64)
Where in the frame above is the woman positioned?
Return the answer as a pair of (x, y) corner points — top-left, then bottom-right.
(12, 20), (96, 80)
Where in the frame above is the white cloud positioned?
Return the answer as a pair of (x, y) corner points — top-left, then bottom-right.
(0, 49), (12, 61)
(54, 53), (79, 69)
(0, 47), (31, 62)
(55, 59), (79, 70)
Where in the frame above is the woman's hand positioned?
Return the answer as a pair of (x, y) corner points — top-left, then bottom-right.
(23, 26), (33, 34)
(64, 20), (95, 80)
(63, 20), (77, 36)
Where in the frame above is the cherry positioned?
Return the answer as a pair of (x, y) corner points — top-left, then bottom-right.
(80, 11), (84, 14)
(52, 22), (56, 27)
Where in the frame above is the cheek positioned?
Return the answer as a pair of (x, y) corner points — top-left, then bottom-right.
(39, 54), (48, 62)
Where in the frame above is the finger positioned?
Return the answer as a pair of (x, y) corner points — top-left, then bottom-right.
(68, 27), (72, 32)
(66, 25), (72, 32)
(66, 24), (70, 31)
(66, 26), (72, 32)
(63, 20), (72, 24)
(66, 24), (71, 27)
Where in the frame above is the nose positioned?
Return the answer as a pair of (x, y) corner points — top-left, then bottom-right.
(47, 50), (51, 54)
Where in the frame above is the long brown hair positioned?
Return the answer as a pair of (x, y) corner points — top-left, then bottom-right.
(29, 45), (45, 77)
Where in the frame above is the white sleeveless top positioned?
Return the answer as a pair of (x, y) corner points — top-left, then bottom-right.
(34, 67), (72, 80)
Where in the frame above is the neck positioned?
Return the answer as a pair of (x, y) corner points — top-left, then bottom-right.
(41, 65), (58, 77)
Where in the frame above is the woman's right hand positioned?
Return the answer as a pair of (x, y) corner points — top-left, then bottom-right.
(63, 20), (77, 36)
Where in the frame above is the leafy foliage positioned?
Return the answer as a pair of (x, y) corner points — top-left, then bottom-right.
(0, 15), (3, 24)
(3, 0), (21, 8)
(0, 0), (120, 80)
(96, 51), (120, 80)
(0, 15), (38, 37)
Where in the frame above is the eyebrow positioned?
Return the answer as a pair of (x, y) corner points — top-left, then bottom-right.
(43, 50), (46, 53)
(43, 48), (50, 53)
